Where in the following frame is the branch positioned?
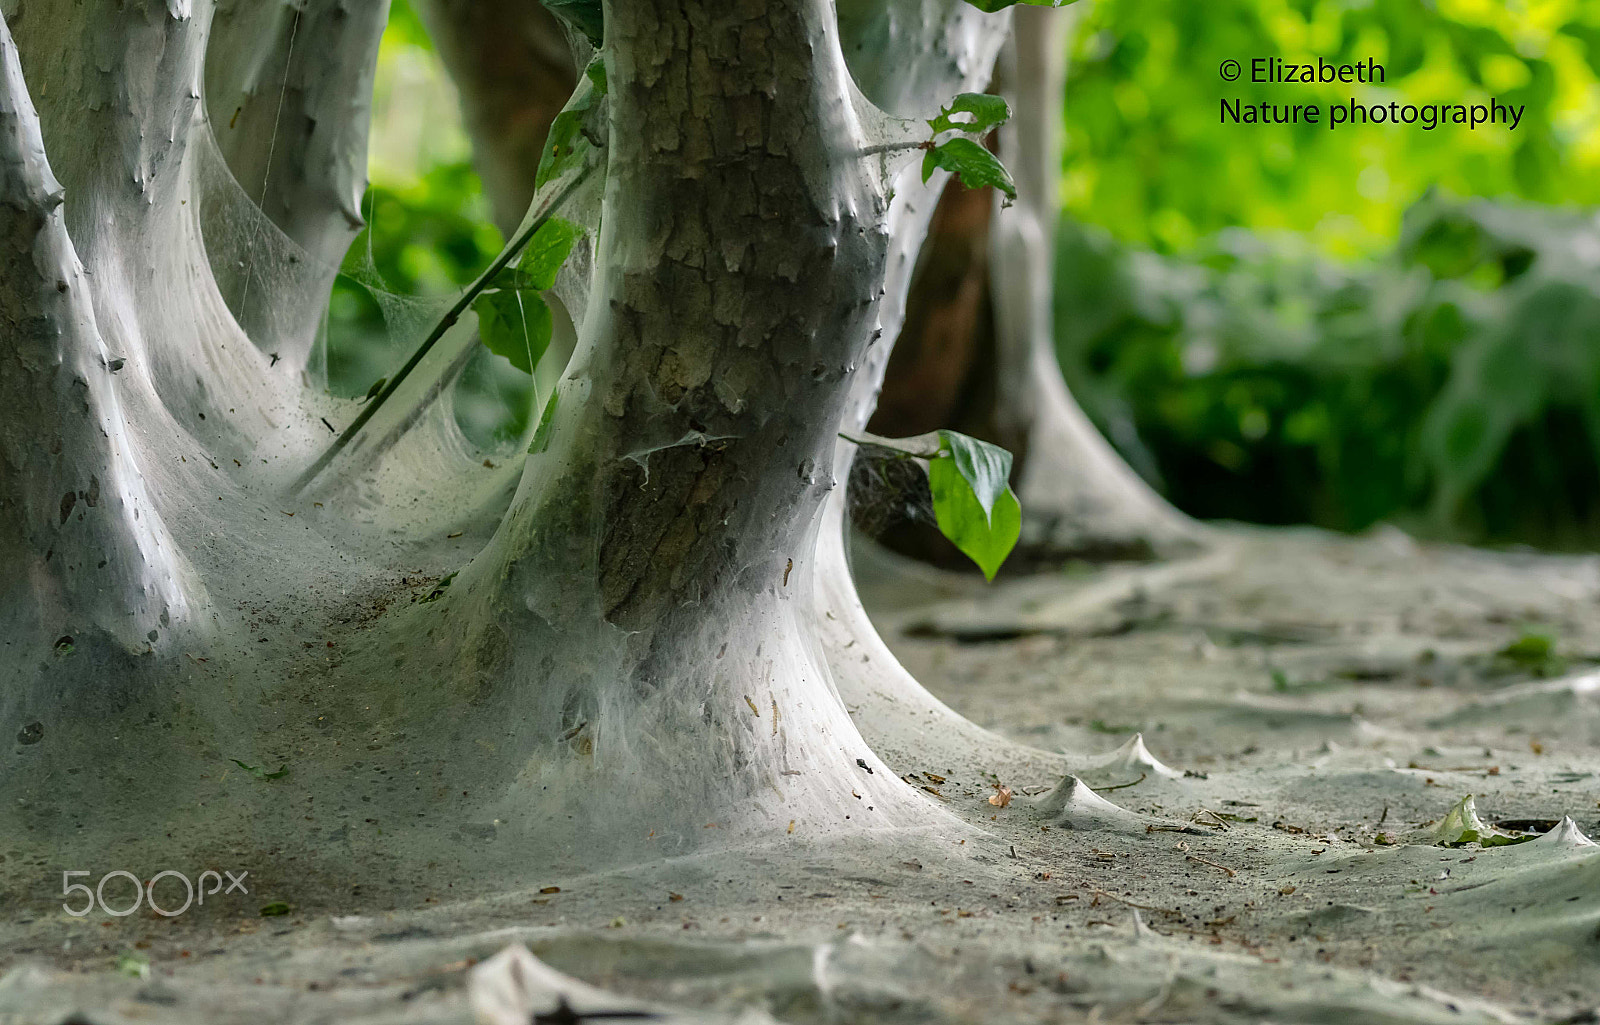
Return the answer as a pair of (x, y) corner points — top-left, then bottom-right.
(290, 159), (597, 494)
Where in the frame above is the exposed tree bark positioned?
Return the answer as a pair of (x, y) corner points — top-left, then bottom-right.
(431, 0), (953, 859)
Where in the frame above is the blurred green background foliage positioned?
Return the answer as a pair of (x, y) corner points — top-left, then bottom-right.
(323, 0), (535, 448)
(1057, 0), (1600, 546)
(333, 0), (1600, 546)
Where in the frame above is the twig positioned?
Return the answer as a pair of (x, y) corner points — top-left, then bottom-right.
(1192, 808), (1231, 830)
(1186, 855), (1237, 878)
(836, 432), (940, 460)
(292, 162), (597, 494)
(1084, 886), (1181, 918)
(1407, 763), (1500, 774)
(1098, 772), (1147, 792)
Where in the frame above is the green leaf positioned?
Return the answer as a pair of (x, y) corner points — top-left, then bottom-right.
(259, 901), (293, 917)
(929, 431), (1021, 581)
(519, 217), (584, 292)
(535, 57), (607, 190)
(584, 57), (608, 94)
(921, 138), (1017, 200)
(961, 0), (1079, 11)
(474, 290), (553, 376)
(541, 0), (603, 47)
(475, 217), (579, 376)
(232, 759), (289, 781)
(937, 429), (1014, 523)
(928, 93), (1011, 136)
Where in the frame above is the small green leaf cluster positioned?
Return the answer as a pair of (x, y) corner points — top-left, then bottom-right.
(466, 53), (606, 383)
(843, 430), (1023, 580)
(471, 218), (583, 376)
(921, 93), (1017, 202)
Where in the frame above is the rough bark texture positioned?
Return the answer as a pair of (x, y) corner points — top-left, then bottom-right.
(423, 0), (958, 860)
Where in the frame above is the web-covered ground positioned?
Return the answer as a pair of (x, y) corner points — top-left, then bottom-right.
(3, 526), (1597, 1024)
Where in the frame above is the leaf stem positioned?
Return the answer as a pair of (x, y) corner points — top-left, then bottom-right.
(857, 140), (933, 158)
(291, 162), (597, 494)
(837, 432), (941, 459)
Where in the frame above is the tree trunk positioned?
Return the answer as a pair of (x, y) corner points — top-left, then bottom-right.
(429, 0), (961, 861)
(206, 0), (390, 375)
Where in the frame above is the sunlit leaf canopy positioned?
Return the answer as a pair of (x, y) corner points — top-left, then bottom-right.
(1063, 0), (1600, 259)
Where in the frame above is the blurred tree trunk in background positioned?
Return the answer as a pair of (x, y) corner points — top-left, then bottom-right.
(411, 0), (578, 236)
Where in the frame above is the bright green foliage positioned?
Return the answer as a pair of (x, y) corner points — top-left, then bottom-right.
(962, 0), (1078, 12)
(1060, 0), (1600, 258)
(923, 138), (1018, 200)
(940, 430), (1014, 522)
(1057, 190), (1600, 546)
(516, 217), (585, 292)
(921, 91), (1017, 199)
(928, 92), (1012, 135)
(929, 431), (1023, 580)
(327, 162), (504, 395)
